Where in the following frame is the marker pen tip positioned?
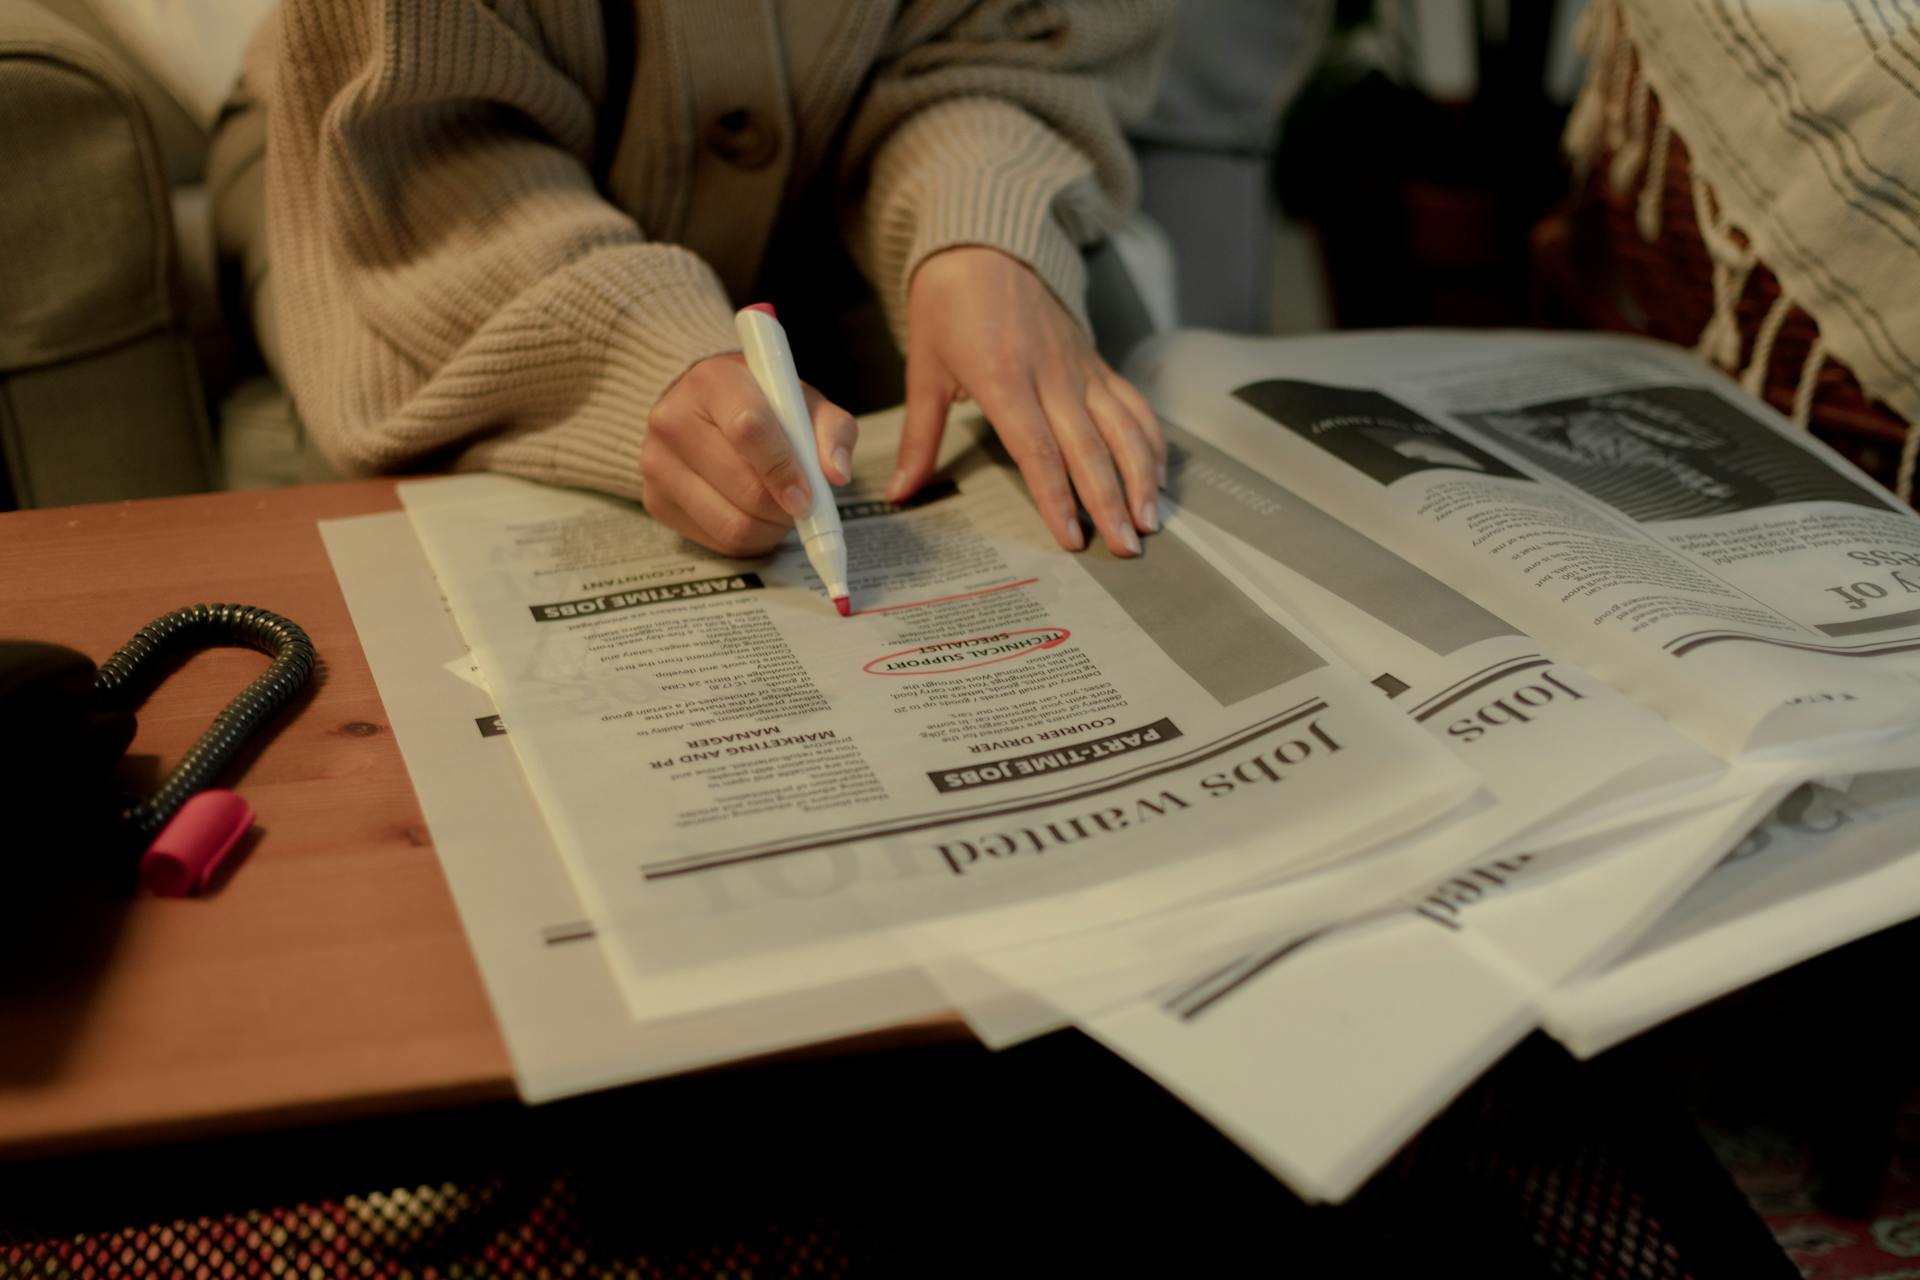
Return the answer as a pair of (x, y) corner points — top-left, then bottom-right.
(834, 596), (851, 617)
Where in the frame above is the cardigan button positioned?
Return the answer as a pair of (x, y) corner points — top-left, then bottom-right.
(705, 108), (780, 170)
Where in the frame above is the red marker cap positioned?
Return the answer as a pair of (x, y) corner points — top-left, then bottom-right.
(140, 789), (254, 897)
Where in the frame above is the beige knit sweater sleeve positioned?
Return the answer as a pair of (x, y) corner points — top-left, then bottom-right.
(842, 0), (1173, 340)
(266, 0), (743, 496)
(267, 1), (1168, 495)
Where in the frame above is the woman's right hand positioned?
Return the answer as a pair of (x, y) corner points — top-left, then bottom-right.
(639, 353), (858, 556)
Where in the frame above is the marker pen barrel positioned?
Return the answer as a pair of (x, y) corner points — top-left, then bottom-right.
(735, 303), (852, 615)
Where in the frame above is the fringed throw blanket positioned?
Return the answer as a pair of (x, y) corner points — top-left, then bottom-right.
(1566, 0), (1920, 503)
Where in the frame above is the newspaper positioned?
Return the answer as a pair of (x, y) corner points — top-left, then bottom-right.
(1129, 330), (1920, 762)
(319, 511), (954, 1101)
(916, 418), (1738, 1045)
(1063, 327), (1920, 1202)
(1545, 769), (1920, 1056)
(1167, 422), (1729, 836)
(1086, 777), (1786, 1203)
(399, 442), (1474, 1020)
(917, 780), (1501, 1047)
(331, 326), (1920, 1189)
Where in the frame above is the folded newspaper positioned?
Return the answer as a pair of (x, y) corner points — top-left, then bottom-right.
(323, 327), (1920, 1201)
(1084, 329), (1920, 1198)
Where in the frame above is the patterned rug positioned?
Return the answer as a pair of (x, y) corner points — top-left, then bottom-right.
(1710, 1093), (1920, 1279)
(1, 1030), (1908, 1278)
(0, 1178), (864, 1278)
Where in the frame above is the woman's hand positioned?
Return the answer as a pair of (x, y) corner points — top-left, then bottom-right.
(896, 246), (1166, 556)
(640, 353), (857, 556)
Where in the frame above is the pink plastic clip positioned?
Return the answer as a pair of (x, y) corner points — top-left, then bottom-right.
(140, 789), (254, 897)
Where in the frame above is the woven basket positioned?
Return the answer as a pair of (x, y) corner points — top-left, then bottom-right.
(1531, 13), (1918, 508)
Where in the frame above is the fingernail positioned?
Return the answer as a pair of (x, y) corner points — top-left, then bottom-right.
(781, 485), (810, 517)
(885, 471), (907, 504)
(1116, 525), (1141, 556)
(1062, 513), (1085, 550)
(1138, 500), (1159, 532)
(831, 446), (853, 483)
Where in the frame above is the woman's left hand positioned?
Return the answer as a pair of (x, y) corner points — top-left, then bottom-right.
(895, 245), (1167, 557)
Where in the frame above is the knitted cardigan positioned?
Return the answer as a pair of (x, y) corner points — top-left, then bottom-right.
(262, 0), (1170, 495)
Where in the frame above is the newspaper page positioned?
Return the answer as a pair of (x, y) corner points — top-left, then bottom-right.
(1129, 331), (1920, 761)
(1545, 769), (1920, 1056)
(1086, 778), (1785, 1203)
(399, 443), (1473, 1021)
(319, 511), (954, 1101)
(1163, 421), (1729, 840)
(918, 785), (1500, 1048)
(918, 427), (1740, 1046)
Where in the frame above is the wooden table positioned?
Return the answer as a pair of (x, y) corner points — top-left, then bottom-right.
(0, 481), (514, 1156)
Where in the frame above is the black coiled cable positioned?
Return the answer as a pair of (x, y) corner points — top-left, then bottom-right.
(92, 603), (316, 839)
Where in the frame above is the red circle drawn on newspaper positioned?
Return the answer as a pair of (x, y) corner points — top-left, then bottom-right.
(862, 627), (1071, 677)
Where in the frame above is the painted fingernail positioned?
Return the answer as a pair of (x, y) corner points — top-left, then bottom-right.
(831, 446), (853, 483)
(1138, 500), (1159, 532)
(781, 484), (810, 517)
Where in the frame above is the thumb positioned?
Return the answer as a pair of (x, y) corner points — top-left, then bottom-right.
(893, 356), (953, 504)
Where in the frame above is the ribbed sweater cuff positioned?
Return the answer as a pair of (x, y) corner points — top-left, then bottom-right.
(864, 96), (1099, 341)
(457, 244), (742, 499)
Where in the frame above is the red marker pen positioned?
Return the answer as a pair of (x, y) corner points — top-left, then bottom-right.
(735, 303), (852, 616)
